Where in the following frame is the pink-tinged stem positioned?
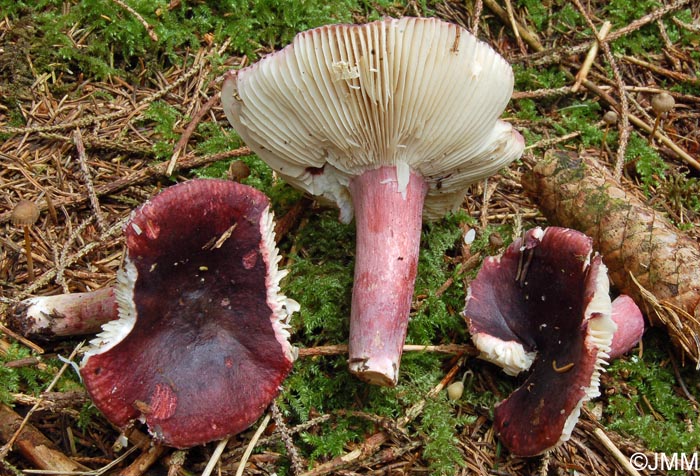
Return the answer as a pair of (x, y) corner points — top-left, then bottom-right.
(9, 287), (118, 340)
(347, 166), (428, 386)
(609, 294), (645, 359)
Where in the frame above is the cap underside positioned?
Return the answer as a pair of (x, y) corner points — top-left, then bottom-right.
(223, 17), (524, 221)
(464, 226), (616, 456)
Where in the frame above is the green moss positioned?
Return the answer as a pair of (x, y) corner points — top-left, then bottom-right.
(0, 0), (397, 83)
(0, 344), (79, 406)
(275, 202), (478, 472)
(627, 132), (667, 190)
(604, 330), (700, 457)
(140, 100), (182, 160)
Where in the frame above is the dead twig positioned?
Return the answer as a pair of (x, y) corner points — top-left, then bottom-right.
(0, 58), (205, 135)
(0, 342), (85, 462)
(620, 54), (700, 85)
(523, 0), (691, 66)
(0, 147), (252, 226)
(482, 0), (544, 51)
(0, 403), (89, 473)
(579, 79), (700, 171)
(109, 0), (158, 41)
(270, 402), (305, 476)
(592, 428), (642, 476)
(73, 129), (107, 232)
(570, 1), (631, 180)
(166, 91), (221, 176)
(296, 343), (476, 358)
(571, 21), (612, 92)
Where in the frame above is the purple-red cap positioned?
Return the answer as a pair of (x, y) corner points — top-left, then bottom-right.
(464, 226), (617, 456)
(80, 179), (298, 448)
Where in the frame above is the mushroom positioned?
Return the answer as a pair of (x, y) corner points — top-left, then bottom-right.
(601, 110), (617, 157)
(463, 226), (642, 457)
(228, 160), (251, 182)
(609, 294), (645, 359)
(648, 91), (675, 143)
(222, 17), (524, 386)
(9, 287), (118, 340)
(79, 179), (298, 448)
(11, 200), (40, 282)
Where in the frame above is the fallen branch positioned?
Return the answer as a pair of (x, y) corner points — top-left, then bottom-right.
(0, 404), (89, 473)
(523, 150), (700, 366)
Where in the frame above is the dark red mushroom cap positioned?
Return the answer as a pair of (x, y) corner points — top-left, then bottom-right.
(464, 226), (616, 457)
(80, 179), (298, 448)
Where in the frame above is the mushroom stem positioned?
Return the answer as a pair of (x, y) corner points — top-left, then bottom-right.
(23, 226), (35, 282)
(9, 287), (118, 340)
(648, 115), (662, 144)
(347, 165), (428, 386)
(609, 295), (645, 359)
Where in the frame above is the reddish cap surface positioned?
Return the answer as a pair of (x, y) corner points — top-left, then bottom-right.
(464, 226), (616, 456)
(80, 179), (297, 448)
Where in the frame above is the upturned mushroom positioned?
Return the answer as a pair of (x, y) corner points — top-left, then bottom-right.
(222, 17), (524, 386)
(463, 226), (643, 457)
(79, 179), (298, 448)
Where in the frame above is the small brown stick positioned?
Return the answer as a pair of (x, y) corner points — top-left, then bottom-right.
(656, 19), (682, 71)
(525, 130), (582, 150)
(482, 0), (544, 51)
(571, 0), (630, 180)
(471, 0), (483, 36)
(118, 442), (168, 476)
(592, 428), (642, 476)
(0, 342), (84, 462)
(38, 132), (154, 156)
(296, 343), (476, 358)
(234, 415), (270, 476)
(479, 178), (498, 229)
(503, 0), (527, 54)
(202, 438), (228, 476)
(0, 403), (89, 472)
(0, 323), (44, 354)
(571, 21), (612, 93)
(274, 197), (312, 240)
(580, 79), (700, 171)
(397, 358), (463, 428)
(165, 91), (221, 176)
(512, 86), (571, 100)
(270, 402), (304, 476)
(0, 58), (205, 136)
(56, 218), (96, 292)
(672, 16), (700, 32)
(109, 0), (158, 41)
(73, 129), (106, 232)
(299, 432), (388, 476)
(23, 227), (35, 282)
(523, 0), (691, 66)
(16, 218), (126, 301)
(621, 54), (700, 85)
(0, 147), (252, 226)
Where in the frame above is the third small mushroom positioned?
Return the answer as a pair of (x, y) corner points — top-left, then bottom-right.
(222, 17), (524, 386)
